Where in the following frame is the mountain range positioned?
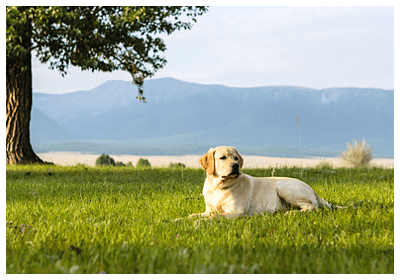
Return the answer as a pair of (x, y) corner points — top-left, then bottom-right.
(31, 77), (394, 158)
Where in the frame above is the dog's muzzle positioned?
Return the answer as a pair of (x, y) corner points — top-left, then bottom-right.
(222, 163), (240, 179)
(231, 163), (240, 174)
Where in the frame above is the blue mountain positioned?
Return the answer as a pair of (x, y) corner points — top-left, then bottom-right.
(31, 77), (394, 158)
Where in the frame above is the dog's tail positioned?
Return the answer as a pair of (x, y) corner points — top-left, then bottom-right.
(332, 205), (346, 209)
(316, 194), (332, 210)
(316, 194), (346, 210)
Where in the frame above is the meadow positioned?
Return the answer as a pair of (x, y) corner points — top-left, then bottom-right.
(6, 164), (394, 273)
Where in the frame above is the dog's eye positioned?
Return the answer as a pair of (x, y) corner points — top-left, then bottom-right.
(220, 156), (227, 160)
(234, 157), (239, 161)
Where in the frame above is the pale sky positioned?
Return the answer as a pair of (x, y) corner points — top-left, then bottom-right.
(32, 5), (394, 94)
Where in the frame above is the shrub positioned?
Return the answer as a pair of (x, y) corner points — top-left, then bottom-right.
(95, 154), (116, 166)
(137, 158), (151, 168)
(115, 161), (126, 167)
(169, 162), (186, 169)
(316, 160), (334, 169)
(340, 139), (373, 167)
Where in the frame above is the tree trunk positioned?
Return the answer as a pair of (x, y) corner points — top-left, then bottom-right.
(6, 18), (44, 165)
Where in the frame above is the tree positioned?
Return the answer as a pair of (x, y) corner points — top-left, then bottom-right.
(6, 6), (207, 164)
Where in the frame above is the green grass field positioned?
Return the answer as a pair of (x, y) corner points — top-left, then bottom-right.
(6, 165), (394, 273)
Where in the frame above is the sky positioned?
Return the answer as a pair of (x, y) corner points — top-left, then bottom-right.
(32, 5), (394, 94)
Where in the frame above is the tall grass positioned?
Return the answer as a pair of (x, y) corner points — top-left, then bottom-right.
(296, 116), (302, 168)
(6, 165), (394, 273)
(341, 139), (373, 167)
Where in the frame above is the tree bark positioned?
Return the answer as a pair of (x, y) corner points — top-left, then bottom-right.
(6, 14), (44, 165)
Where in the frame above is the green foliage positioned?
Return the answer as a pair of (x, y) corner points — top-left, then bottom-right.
(316, 160), (334, 169)
(6, 165), (394, 273)
(94, 155), (132, 168)
(169, 162), (186, 169)
(136, 158), (151, 168)
(95, 154), (115, 166)
(341, 139), (374, 167)
(6, 6), (207, 96)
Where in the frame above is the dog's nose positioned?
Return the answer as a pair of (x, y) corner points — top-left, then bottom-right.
(231, 163), (239, 170)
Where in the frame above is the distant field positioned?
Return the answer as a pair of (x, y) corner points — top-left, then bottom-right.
(6, 165), (394, 273)
(37, 151), (395, 169)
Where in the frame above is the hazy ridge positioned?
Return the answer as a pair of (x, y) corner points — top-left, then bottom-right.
(31, 77), (394, 158)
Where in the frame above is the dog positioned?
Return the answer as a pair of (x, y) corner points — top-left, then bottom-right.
(188, 146), (332, 219)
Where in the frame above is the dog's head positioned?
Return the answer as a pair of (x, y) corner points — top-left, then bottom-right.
(199, 146), (244, 179)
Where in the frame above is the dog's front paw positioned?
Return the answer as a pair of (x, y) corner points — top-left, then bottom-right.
(188, 213), (203, 219)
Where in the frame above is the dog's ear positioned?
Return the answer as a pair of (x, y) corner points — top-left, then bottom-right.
(199, 148), (216, 176)
(237, 152), (244, 169)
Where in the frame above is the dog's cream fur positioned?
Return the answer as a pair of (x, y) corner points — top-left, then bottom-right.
(189, 146), (331, 219)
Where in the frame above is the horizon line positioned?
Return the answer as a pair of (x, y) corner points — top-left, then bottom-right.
(34, 76), (394, 95)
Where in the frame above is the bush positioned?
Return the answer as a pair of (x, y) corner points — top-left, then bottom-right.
(137, 158), (151, 168)
(115, 161), (126, 167)
(316, 160), (334, 169)
(169, 162), (186, 169)
(340, 139), (373, 167)
(95, 154), (116, 166)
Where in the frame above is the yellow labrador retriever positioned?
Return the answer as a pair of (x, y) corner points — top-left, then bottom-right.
(189, 146), (331, 219)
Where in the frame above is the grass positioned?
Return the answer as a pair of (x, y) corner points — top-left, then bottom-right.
(6, 165), (394, 273)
